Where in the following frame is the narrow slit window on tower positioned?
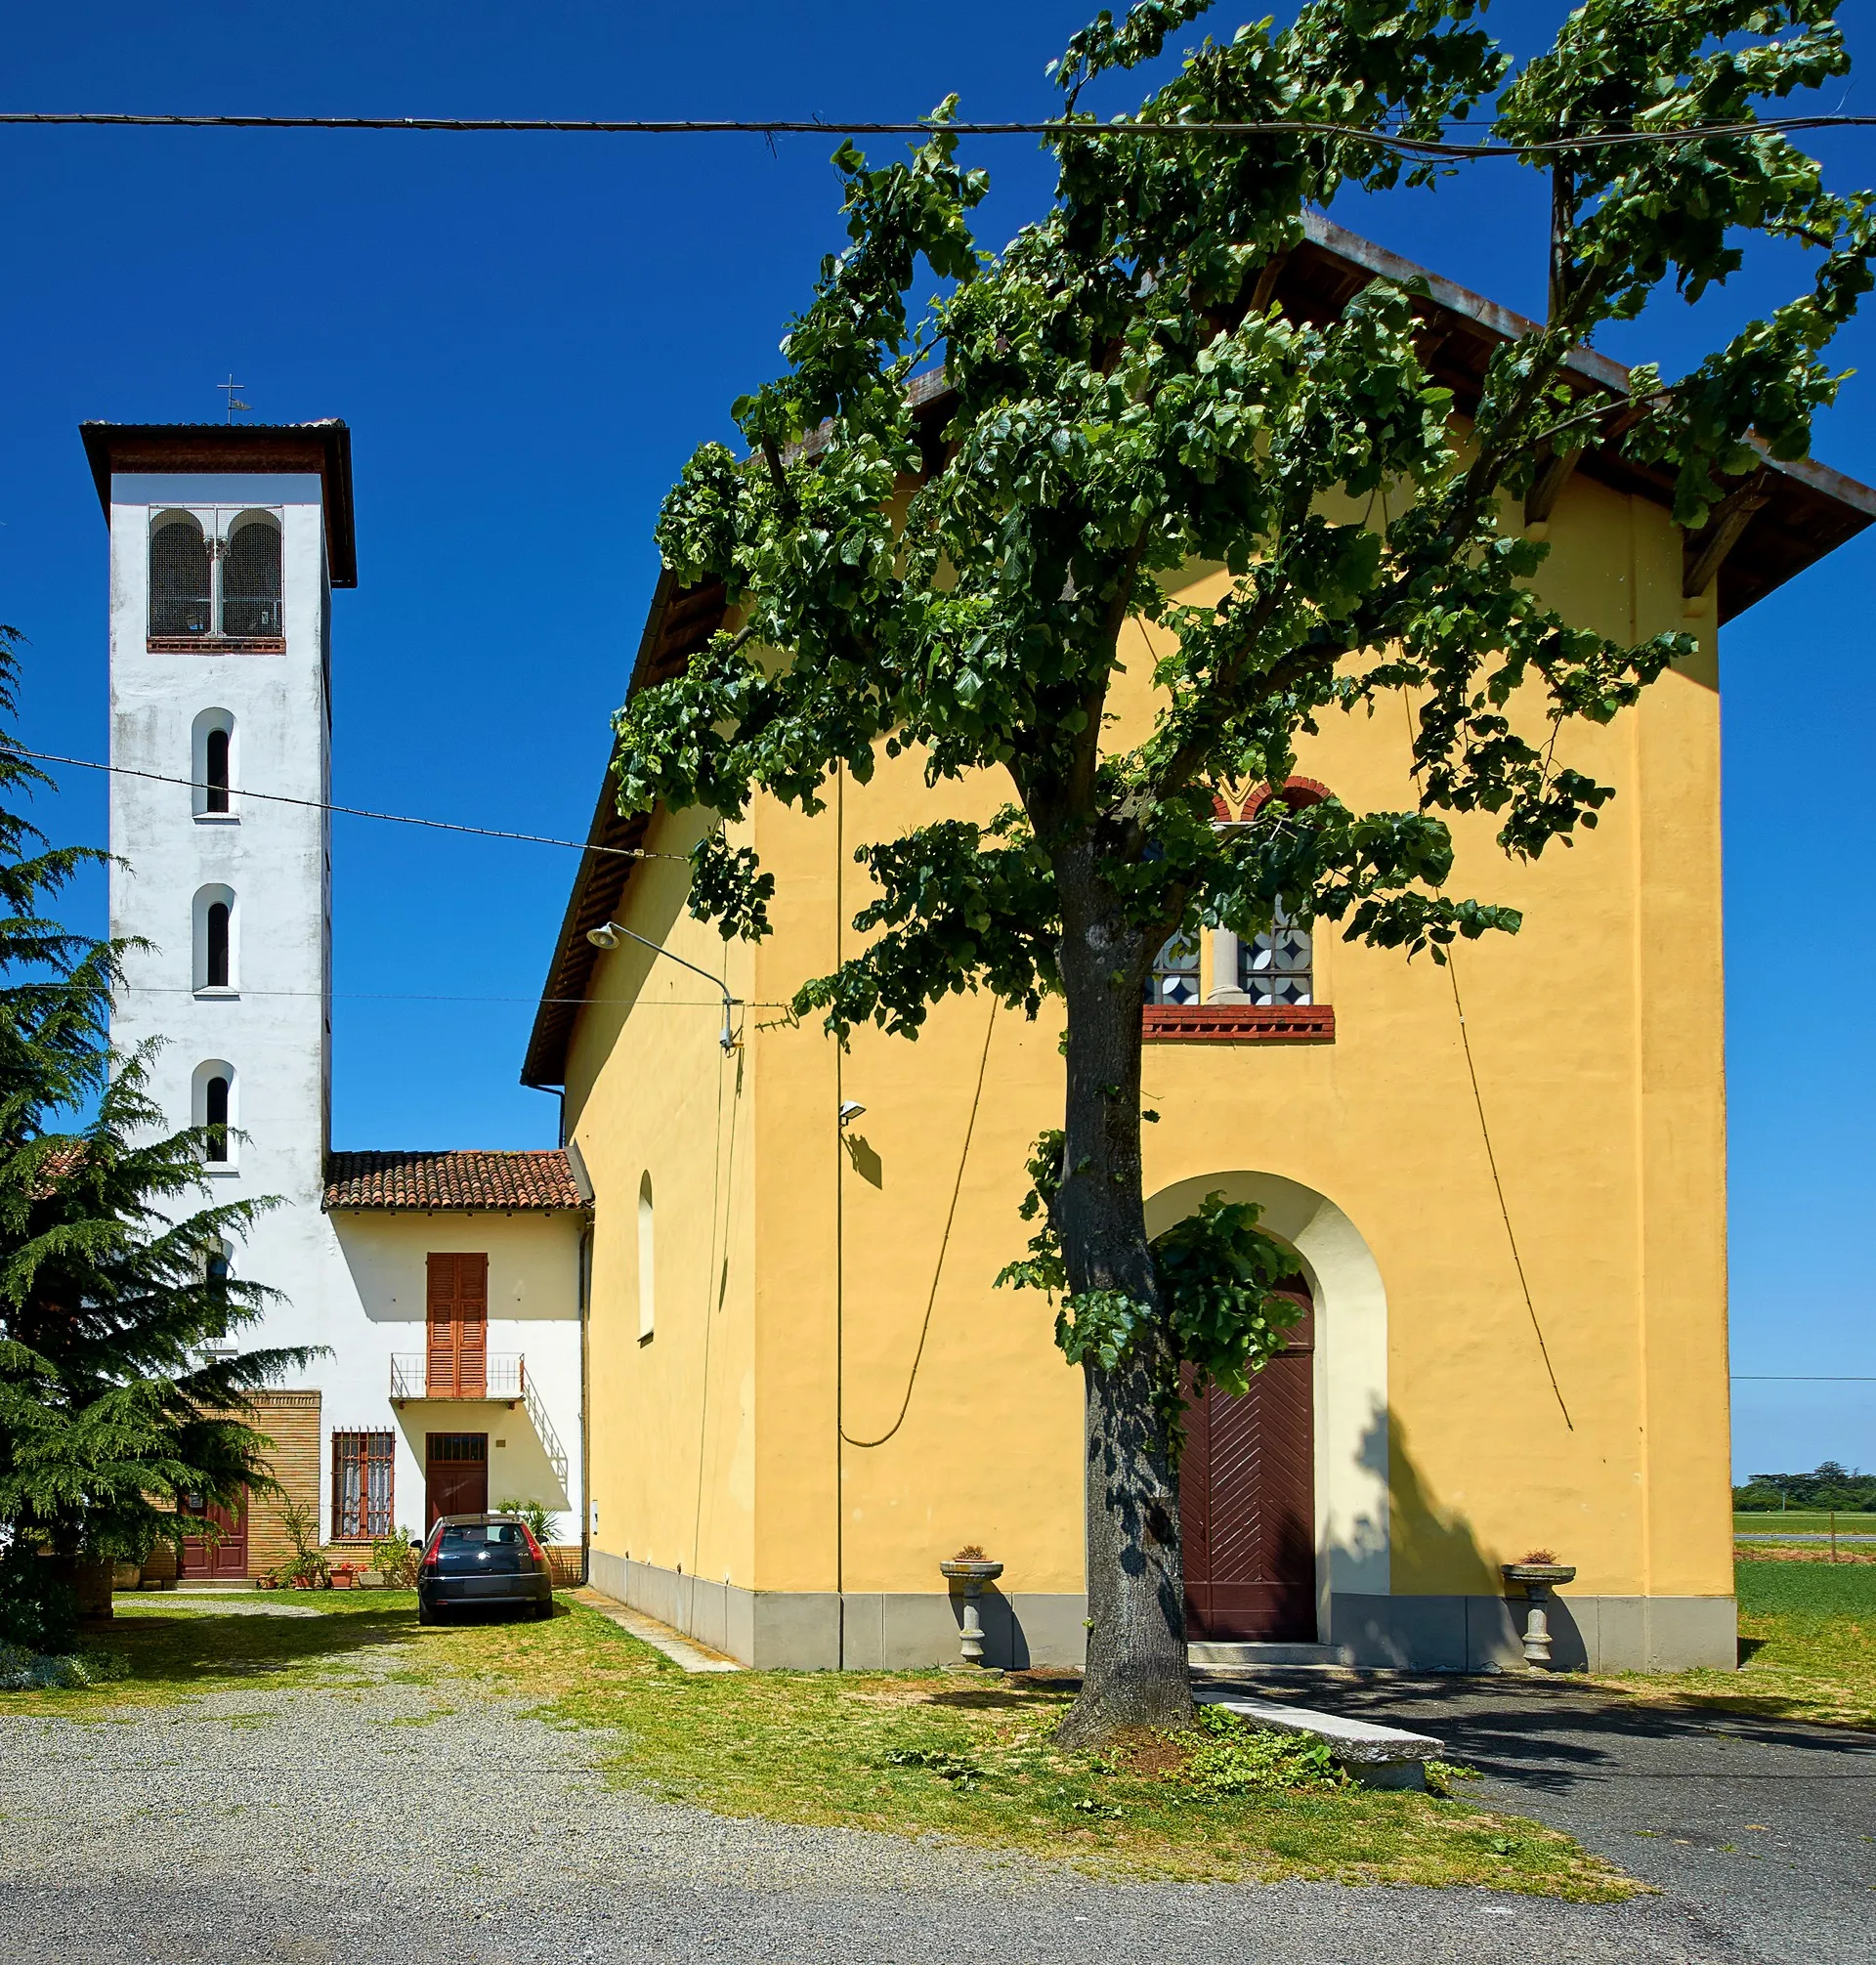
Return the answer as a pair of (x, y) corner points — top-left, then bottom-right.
(204, 1075), (230, 1163)
(204, 726), (231, 813)
(149, 516), (211, 638)
(205, 902), (231, 989)
(221, 518), (281, 637)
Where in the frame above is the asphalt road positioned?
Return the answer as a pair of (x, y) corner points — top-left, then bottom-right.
(1210, 1669), (1876, 1965)
(1, 1634), (1869, 1963)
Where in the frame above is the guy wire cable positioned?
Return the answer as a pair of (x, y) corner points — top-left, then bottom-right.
(7, 745), (686, 861)
(4, 110), (1876, 159)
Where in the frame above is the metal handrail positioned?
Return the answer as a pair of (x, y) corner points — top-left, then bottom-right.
(523, 1374), (572, 1493)
(388, 1352), (523, 1399)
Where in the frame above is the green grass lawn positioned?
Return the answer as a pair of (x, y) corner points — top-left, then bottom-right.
(1, 1592), (1631, 1900)
(1601, 1559), (1876, 1730)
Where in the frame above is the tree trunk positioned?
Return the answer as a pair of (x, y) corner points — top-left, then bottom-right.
(1052, 845), (1192, 1747)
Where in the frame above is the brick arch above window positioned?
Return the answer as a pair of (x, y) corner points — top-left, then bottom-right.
(1232, 776), (1334, 822)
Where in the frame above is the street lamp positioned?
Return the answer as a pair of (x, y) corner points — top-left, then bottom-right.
(585, 921), (738, 1053)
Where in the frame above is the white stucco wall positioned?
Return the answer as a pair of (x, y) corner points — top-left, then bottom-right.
(104, 462), (583, 1548)
(331, 1212), (585, 1532)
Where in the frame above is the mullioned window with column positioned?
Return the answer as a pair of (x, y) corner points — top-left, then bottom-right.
(1141, 779), (1337, 1044)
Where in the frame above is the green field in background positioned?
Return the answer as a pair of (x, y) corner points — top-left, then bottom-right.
(1734, 1512), (1876, 1536)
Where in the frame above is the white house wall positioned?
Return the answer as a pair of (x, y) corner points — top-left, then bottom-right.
(331, 1213), (586, 1533)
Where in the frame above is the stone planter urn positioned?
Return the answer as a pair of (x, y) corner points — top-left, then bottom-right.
(938, 1558), (1003, 1666)
(1501, 1562), (1576, 1670)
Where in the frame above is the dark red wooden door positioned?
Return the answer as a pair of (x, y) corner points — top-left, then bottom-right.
(179, 1491), (248, 1579)
(1180, 1278), (1315, 1642)
(424, 1433), (489, 1529)
(426, 1253), (488, 1397)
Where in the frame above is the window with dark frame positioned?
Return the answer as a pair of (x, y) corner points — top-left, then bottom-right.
(332, 1430), (395, 1540)
(204, 1074), (230, 1162)
(204, 726), (231, 813)
(205, 901), (231, 988)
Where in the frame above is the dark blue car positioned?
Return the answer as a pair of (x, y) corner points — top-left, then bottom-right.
(416, 1514), (554, 1625)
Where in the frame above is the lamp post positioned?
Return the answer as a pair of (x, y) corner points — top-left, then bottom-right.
(586, 921), (738, 1053)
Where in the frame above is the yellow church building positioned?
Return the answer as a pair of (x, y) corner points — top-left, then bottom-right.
(523, 215), (1873, 1675)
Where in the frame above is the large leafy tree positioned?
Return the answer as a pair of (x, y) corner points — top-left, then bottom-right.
(615, 0), (1873, 1738)
(0, 630), (306, 1648)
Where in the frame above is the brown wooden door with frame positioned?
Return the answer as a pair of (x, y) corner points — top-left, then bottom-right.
(425, 1252), (488, 1397)
(1180, 1276), (1316, 1642)
(178, 1489), (249, 1579)
(425, 1432), (489, 1529)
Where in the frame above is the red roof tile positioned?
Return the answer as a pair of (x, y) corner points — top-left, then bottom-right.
(322, 1150), (584, 1214)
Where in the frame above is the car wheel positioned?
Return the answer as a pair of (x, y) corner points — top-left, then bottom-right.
(418, 1602), (437, 1626)
(533, 1599), (554, 1621)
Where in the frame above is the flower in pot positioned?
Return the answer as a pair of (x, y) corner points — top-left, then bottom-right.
(1500, 1550), (1576, 1669)
(938, 1546), (1004, 1665)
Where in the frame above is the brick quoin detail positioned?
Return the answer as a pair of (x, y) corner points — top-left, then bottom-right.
(246, 1389), (322, 1577)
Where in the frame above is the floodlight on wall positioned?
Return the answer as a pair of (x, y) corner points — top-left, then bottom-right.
(838, 1100), (866, 1128)
(585, 920), (738, 1053)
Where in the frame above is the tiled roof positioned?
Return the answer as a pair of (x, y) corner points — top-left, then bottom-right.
(322, 1149), (585, 1213)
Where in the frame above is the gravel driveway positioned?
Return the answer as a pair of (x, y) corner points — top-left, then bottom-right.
(0, 1609), (1842, 1965)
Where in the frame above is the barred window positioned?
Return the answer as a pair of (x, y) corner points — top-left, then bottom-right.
(150, 516), (211, 637)
(1144, 931), (1201, 1006)
(222, 517), (282, 637)
(1241, 906), (1313, 1005)
(332, 1430), (395, 1539)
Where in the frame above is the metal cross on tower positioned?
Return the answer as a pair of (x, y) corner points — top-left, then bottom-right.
(219, 375), (251, 422)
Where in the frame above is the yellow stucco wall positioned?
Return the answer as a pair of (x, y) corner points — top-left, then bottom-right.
(565, 460), (1731, 1621)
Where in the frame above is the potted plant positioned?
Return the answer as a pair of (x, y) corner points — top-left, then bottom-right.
(938, 1545), (1004, 1665)
(1501, 1550), (1577, 1670)
(369, 1527), (420, 1590)
(278, 1499), (331, 1590)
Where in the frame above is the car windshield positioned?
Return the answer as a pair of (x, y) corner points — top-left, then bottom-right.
(440, 1522), (529, 1549)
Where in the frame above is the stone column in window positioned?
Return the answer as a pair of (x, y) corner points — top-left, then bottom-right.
(1208, 927), (1249, 1004)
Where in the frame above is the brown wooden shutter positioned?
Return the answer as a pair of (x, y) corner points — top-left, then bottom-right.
(425, 1253), (489, 1398)
(456, 1254), (488, 1397)
(426, 1255), (458, 1395)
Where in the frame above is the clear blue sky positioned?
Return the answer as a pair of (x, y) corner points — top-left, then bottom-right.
(3, 3), (1869, 1477)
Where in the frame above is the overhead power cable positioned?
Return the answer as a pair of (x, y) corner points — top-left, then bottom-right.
(2, 109), (1874, 159)
(7, 746), (685, 861)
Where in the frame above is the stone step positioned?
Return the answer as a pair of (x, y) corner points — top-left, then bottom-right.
(1195, 1689), (1444, 1790)
(1189, 1640), (1344, 1668)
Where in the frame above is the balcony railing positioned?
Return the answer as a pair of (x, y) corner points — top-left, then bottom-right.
(389, 1353), (525, 1400)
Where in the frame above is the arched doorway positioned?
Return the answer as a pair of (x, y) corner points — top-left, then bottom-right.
(1179, 1273), (1316, 1641)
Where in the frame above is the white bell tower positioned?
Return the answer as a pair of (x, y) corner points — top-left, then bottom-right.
(84, 419), (355, 1288)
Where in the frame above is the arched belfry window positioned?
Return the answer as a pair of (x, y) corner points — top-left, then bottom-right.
(222, 517), (281, 637)
(149, 515), (211, 637)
